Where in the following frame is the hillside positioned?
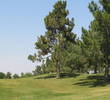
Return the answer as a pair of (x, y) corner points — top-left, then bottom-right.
(0, 74), (110, 100)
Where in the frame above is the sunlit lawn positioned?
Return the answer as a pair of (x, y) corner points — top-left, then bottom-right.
(0, 74), (110, 100)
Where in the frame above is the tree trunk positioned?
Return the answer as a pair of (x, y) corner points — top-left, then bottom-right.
(104, 64), (109, 81)
(56, 60), (61, 79)
(94, 64), (98, 74)
(70, 68), (74, 73)
(70, 65), (74, 73)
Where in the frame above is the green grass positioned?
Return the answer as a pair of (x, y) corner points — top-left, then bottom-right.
(0, 74), (110, 100)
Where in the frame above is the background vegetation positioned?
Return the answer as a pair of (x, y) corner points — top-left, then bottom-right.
(1, 0), (110, 100)
(28, 0), (110, 81)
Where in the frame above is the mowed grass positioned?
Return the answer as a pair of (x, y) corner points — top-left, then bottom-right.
(0, 74), (110, 100)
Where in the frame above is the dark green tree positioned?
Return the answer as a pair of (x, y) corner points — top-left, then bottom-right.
(89, 0), (110, 80)
(13, 74), (19, 79)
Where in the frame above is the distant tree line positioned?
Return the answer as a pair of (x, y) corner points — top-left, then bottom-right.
(0, 72), (34, 79)
(28, 0), (110, 81)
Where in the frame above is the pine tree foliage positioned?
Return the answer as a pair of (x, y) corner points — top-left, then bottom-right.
(28, 0), (110, 81)
(28, 1), (76, 78)
(88, 0), (110, 80)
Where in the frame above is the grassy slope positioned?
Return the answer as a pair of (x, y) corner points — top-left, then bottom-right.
(0, 74), (110, 100)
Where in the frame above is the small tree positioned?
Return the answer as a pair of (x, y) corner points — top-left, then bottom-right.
(6, 72), (12, 79)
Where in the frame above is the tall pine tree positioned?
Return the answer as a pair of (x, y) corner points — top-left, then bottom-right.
(28, 1), (76, 78)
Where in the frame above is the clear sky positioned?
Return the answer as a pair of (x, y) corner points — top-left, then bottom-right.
(0, 0), (99, 74)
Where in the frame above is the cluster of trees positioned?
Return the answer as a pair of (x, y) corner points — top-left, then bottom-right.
(28, 0), (110, 80)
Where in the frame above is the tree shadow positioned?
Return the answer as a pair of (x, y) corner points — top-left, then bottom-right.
(34, 73), (80, 79)
(34, 74), (56, 79)
(60, 73), (80, 78)
(73, 75), (110, 87)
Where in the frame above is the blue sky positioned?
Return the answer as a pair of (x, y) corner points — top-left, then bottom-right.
(0, 0), (98, 74)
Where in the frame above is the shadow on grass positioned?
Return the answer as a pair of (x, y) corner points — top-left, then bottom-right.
(73, 75), (110, 87)
(34, 73), (80, 79)
(34, 74), (56, 79)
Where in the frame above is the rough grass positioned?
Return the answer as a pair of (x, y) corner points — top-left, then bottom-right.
(0, 74), (110, 100)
